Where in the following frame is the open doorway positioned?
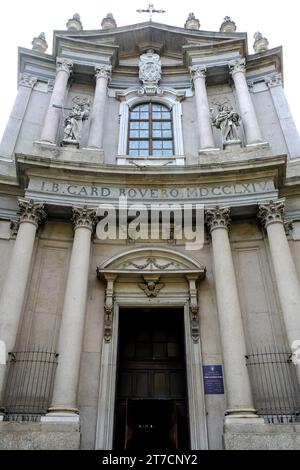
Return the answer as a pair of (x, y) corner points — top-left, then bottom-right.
(114, 308), (190, 450)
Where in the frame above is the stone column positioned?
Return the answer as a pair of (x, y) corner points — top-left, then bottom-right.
(0, 199), (46, 399)
(257, 200), (300, 350)
(87, 65), (112, 150)
(48, 206), (96, 416)
(0, 75), (37, 159)
(229, 58), (263, 145)
(190, 66), (216, 151)
(40, 58), (73, 144)
(205, 207), (257, 419)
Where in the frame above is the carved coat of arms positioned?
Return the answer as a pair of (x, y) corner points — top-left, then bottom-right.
(139, 49), (161, 95)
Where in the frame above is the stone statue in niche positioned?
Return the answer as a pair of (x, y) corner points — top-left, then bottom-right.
(211, 103), (241, 148)
(62, 97), (90, 147)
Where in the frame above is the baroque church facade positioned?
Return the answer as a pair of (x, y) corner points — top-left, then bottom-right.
(0, 11), (300, 450)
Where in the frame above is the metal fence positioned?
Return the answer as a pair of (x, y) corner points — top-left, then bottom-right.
(1, 348), (58, 421)
(246, 345), (300, 423)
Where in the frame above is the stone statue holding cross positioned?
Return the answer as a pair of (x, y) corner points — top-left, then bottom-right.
(61, 97), (90, 147)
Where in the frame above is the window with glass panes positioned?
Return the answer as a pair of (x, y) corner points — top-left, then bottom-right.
(128, 103), (174, 157)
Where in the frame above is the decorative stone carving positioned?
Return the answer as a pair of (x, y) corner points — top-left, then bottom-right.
(72, 206), (97, 232)
(47, 79), (54, 92)
(257, 200), (285, 229)
(101, 13), (117, 30)
(205, 207), (231, 234)
(211, 102), (241, 148)
(61, 97), (90, 147)
(138, 49), (162, 95)
(265, 73), (282, 88)
(229, 58), (246, 76)
(19, 74), (37, 88)
(291, 340), (300, 366)
(124, 258), (180, 270)
(101, 274), (117, 343)
(138, 279), (165, 297)
(56, 58), (73, 76)
(95, 64), (112, 81)
(219, 16), (236, 32)
(186, 275), (200, 342)
(284, 220), (294, 237)
(189, 65), (206, 82)
(31, 32), (48, 53)
(17, 198), (47, 229)
(184, 12), (200, 30)
(10, 220), (19, 237)
(253, 31), (269, 53)
(66, 13), (83, 31)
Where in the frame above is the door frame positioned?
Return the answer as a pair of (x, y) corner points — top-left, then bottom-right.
(95, 298), (208, 450)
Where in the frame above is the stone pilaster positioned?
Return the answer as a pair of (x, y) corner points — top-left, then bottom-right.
(48, 206), (96, 416)
(190, 66), (216, 151)
(0, 199), (46, 400)
(229, 58), (263, 145)
(0, 75), (37, 159)
(87, 65), (112, 150)
(257, 200), (300, 364)
(205, 207), (257, 419)
(40, 58), (73, 144)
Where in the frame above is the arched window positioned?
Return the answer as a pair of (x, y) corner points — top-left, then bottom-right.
(128, 103), (173, 157)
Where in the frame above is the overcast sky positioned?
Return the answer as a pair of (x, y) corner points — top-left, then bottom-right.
(0, 0), (299, 140)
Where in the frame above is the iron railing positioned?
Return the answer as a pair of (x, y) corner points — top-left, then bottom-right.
(1, 348), (58, 421)
(246, 345), (300, 423)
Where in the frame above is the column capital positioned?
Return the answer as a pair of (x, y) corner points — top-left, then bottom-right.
(95, 64), (112, 81)
(18, 74), (38, 89)
(257, 199), (285, 229)
(265, 73), (283, 88)
(189, 65), (207, 82)
(229, 58), (246, 76)
(56, 58), (73, 75)
(72, 206), (97, 232)
(17, 198), (47, 229)
(205, 207), (231, 234)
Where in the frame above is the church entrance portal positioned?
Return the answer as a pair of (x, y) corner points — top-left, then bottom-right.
(114, 308), (190, 450)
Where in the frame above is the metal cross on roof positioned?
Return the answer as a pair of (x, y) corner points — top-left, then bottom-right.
(136, 3), (166, 21)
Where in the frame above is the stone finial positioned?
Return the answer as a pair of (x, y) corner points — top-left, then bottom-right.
(66, 13), (83, 31)
(31, 32), (48, 53)
(253, 31), (269, 53)
(219, 16), (236, 32)
(184, 12), (200, 30)
(101, 13), (117, 30)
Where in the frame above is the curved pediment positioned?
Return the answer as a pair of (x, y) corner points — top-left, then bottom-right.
(97, 247), (206, 278)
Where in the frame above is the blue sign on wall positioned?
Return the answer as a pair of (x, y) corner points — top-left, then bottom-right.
(203, 365), (224, 394)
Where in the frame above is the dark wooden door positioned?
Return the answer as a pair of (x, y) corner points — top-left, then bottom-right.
(114, 308), (190, 450)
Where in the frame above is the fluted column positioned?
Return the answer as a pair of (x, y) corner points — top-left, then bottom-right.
(257, 200), (300, 353)
(190, 66), (216, 150)
(48, 206), (96, 416)
(87, 65), (112, 150)
(40, 58), (73, 144)
(0, 199), (46, 399)
(205, 207), (257, 419)
(229, 58), (263, 145)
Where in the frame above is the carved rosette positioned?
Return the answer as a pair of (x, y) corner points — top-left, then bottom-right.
(257, 200), (285, 229)
(56, 58), (73, 76)
(205, 207), (231, 234)
(72, 206), (97, 232)
(16, 198), (47, 230)
(95, 65), (112, 82)
(229, 58), (246, 76)
(265, 73), (283, 88)
(189, 65), (207, 82)
(19, 74), (38, 88)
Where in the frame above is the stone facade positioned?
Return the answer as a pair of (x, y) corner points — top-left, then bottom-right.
(0, 13), (300, 451)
